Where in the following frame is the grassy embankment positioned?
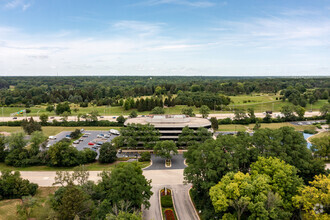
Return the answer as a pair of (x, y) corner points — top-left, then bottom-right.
(309, 131), (330, 142)
(0, 187), (58, 220)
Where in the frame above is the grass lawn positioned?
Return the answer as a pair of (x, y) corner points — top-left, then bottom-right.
(0, 187), (58, 220)
(0, 160), (150, 171)
(228, 93), (279, 104)
(218, 124), (247, 132)
(1, 98), (327, 117)
(309, 131), (330, 142)
(248, 122), (316, 131)
(0, 126), (121, 136)
(217, 122), (316, 132)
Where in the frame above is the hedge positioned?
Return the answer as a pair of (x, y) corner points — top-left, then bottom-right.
(161, 195), (173, 208)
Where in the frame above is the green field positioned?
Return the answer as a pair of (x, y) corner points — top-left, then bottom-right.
(217, 122), (316, 132)
(309, 131), (330, 141)
(0, 126), (120, 136)
(0, 97), (327, 117)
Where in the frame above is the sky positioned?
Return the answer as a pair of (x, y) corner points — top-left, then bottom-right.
(0, 0), (330, 76)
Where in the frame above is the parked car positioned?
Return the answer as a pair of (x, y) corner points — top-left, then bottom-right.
(79, 138), (84, 142)
(97, 134), (105, 138)
(100, 116), (104, 118)
(109, 129), (120, 135)
(73, 140), (79, 144)
(50, 116), (55, 119)
(88, 142), (94, 145)
(104, 134), (110, 138)
(96, 142), (103, 145)
(112, 116), (116, 119)
(82, 134), (88, 137)
(49, 136), (56, 140)
(80, 129), (84, 132)
(65, 135), (71, 139)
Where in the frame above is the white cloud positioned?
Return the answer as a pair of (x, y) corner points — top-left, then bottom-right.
(139, 0), (217, 8)
(3, 0), (32, 11)
(112, 20), (164, 37)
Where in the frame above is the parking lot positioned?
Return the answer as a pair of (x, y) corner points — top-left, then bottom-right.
(290, 120), (325, 126)
(47, 130), (119, 158)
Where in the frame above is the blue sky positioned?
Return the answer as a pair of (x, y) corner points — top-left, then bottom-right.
(1, 0), (330, 76)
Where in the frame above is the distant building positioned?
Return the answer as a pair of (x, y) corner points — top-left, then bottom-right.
(124, 114), (212, 140)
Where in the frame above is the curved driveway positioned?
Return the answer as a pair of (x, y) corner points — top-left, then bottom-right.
(18, 154), (198, 220)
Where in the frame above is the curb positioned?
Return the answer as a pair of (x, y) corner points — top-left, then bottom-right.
(165, 159), (172, 168)
(142, 160), (153, 170)
(171, 188), (179, 220)
(188, 187), (200, 220)
(159, 189), (164, 220)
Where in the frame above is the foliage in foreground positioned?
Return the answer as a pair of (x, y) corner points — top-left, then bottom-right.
(0, 170), (38, 200)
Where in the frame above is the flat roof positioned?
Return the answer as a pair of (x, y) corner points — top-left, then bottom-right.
(124, 115), (211, 128)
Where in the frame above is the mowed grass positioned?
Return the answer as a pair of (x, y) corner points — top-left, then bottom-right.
(228, 93), (279, 104)
(248, 122), (316, 131)
(0, 160), (150, 171)
(0, 98), (327, 117)
(0, 126), (121, 136)
(217, 122), (317, 132)
(309, 131), (330, 141)
(0, 187), (58, 220)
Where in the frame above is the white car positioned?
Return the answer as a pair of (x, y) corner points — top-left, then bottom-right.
(49, 136), (56, 140)
(109, 129), (120, 135)
(73, 140), (79, 144)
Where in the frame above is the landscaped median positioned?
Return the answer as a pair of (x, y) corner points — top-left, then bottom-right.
(160, 188), (178, 220)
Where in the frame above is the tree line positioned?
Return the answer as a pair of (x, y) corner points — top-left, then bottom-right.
(1, 76), (328, 107)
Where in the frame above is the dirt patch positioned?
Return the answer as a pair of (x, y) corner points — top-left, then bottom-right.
(0, 132), (11, 136)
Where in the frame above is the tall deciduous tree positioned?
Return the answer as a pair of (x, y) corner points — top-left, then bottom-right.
(250, 157), (304, 211)
(6, 132), (27, 151)
(39, 114), (48, 125)
(98, 162), (153, 209)
(199, 105), (210, 118)
(181, 107), (195, 117)
(293, 174), (330, 219)
(153, 140), (178, 161)
(99, 142), (117, 163)
(30, 131), (47, 155)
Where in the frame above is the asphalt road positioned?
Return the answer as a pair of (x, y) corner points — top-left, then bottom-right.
(144, 154), (186, 170)
(0, 111), (321, 121)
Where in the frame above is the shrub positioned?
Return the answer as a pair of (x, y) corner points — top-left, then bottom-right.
(303, 129), (317, 134)
(70, 129), (81, 139)
(161, 195), (173, 208)
(139, 152), (151, 162)
(164, 209), (175, 220)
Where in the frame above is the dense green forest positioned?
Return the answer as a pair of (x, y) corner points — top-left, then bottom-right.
(0, 77), (329, 109)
